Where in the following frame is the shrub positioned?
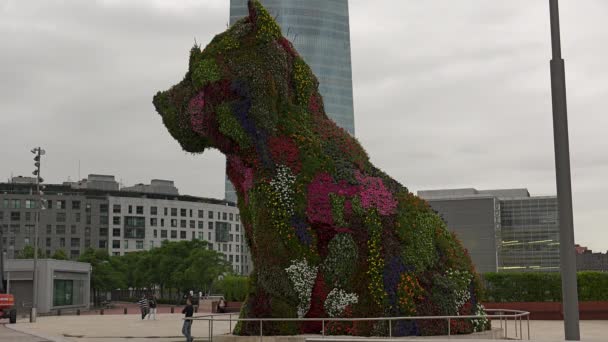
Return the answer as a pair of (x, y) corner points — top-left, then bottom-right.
(482, 271), (608, 302)
(215, 275), (250, 301)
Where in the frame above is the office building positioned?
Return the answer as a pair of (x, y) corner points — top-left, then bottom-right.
(0, 175), (251, 275)
(418, 188), (560, 273)
(576, 245), (608, 272)
(226, 0), (355, 202)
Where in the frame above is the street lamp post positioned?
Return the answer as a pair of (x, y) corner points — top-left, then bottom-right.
(30, 147), (45, 323)
(548, 0), (580, 340)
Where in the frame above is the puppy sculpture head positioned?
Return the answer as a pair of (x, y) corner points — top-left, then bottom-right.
(153, 0), (319, 158)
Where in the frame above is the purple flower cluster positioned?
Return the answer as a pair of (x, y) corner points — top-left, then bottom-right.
(383, 256), (407, 309)
(291, 216), (312, 246)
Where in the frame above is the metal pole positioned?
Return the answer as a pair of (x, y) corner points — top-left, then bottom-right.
(520, 316), (523, 340)
(447, 318), (450, 337)
(388, 319), (392, 338)
(322, 320), (325, 337)
(527, 315), (531, 340)
(31, 147), (41, 323)
(0, 229), (4, 293)
(548, 1), (580, 340)
(259, 320), (263, 342)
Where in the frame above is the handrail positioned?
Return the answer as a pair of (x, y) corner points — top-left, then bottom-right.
(190, 308), (531, 341)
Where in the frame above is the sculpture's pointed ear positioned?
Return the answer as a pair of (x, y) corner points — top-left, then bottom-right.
(247, 0), (258, 22)
(247, 0), (282, 42)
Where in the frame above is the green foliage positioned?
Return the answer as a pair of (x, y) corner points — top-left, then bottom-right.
(364, 211), (385, 306)
(78, 248), (125, 293)
(323, 234), (358, 289)
(192, 58), (221, 89)
(398, 212), (438, 272)
(79, 241), (230, 300)
(51, 249), (67, 260)
(217, 103), (251, 147)
(252, 0), (282, 43)
(293, 57), (314, 105)
(329, 194), (347, 227)
(483, 272), (608, 302)
(215, 275), (250, 301)
(16, 245), (46, 259)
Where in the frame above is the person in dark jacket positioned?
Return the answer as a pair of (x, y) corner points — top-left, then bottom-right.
(137, 295), (149, 320)
(182, 297), (194, 342)
(148, 294), (157, 320)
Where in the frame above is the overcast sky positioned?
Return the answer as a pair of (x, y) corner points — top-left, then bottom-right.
(1, 0), (607, 251)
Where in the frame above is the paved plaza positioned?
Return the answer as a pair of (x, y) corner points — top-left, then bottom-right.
(5, 314), (608, 342)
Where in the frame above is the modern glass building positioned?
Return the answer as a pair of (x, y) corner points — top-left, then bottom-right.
(500, 197), (560, 272)
(418, 188), (561, 273)
(226, 0), (355, 202)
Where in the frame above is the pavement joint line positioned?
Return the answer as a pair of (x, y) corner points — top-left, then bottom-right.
(5, 323), (67, 342)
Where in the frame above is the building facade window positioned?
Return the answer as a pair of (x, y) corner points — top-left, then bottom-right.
(136, 206), (143, 215)
(198, 210), (204, 218)
(56, 212), (66, 222)
(113, 204), (121, 213)
(71, 201), (81, 210)
(150, 206), (158, 215)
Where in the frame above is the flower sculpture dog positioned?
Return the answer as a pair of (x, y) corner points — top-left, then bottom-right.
(154, 0), (487, 336)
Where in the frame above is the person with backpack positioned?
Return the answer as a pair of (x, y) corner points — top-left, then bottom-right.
(137, 294), (149, 320)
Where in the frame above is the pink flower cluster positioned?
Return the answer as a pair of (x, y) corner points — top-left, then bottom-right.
(269, 136), (301, 173)
(354, 171), (398, 216)
(188, 91), (205, 133)
(227, 155), (254, 203)
(306, 173), (358, 226)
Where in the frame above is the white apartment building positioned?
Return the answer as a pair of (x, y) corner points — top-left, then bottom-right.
(107, 195), (250, 274)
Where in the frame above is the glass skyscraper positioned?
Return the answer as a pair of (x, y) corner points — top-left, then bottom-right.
(226, 0), (355, 202)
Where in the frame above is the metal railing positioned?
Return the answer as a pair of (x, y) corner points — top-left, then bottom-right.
(190, 308), (530, 341)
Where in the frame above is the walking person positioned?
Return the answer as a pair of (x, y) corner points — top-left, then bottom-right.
(182, 297), (194, 342)
(137, 294), (149, 320)
(148, 294), (157, 320)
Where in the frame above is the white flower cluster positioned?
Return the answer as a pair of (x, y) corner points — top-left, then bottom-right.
(285, 259), (318, 318)
(270, 164), (296, 216)
(324, 288), (358, 318)
(471, 303), (489, 332)
(446, 269), (472, 314)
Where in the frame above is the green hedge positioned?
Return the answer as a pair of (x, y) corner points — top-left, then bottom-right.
(482, 272), (608, 302)
(215, 276), (249, 301)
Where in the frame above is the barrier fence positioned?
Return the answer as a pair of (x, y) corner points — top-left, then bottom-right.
(190, 308), (530, 341)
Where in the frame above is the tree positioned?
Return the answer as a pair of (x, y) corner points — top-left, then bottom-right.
(15, 245), (45, 259)
(79, 248), (125, 305)
(51, 249), (67, 260)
